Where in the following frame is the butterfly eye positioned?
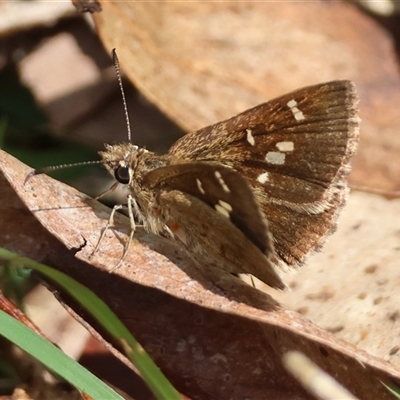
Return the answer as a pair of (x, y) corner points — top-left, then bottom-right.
(115, 165), (131, 184)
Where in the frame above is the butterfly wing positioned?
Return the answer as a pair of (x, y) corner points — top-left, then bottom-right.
(143, 163), (285, 288)
(143, 162), (273, 255)
(168, 80), (359, 268)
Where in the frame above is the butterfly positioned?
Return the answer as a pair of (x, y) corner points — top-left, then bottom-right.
(98, 71), (359, 289)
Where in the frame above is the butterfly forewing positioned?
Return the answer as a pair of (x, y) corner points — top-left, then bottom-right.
(168, 80), (359, 269)
(169, 81), (358, 202)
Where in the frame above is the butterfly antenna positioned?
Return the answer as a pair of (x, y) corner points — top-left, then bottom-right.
(24, 160), (102, 185)
(112, 49), (132, 143)
(25, 50), (130, 185)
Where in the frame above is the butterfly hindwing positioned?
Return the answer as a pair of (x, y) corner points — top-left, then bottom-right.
(143, 162), (274, 257)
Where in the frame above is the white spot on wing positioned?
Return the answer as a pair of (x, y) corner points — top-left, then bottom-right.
(276, 141), (294, 152)
(246, 128), (255, 146)
(287, 99), (305, 121)
(219, 200), (232, 211)
(215, 200), (232, 218)
(265, 151), (285, 165)
(215, 205), (229, 218)
(196, 178), (205, 195)
(257, 172), (270, 184)
(214, 171), (230, 193)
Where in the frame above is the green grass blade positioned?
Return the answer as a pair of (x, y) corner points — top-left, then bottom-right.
(0, 309), (124, 400)
(0, 248), (181, 400)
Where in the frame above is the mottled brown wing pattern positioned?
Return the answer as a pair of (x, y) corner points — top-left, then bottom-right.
(141, 161), (284, 288)
(143, 162), (274, 256)
(168, 80), (359, 269)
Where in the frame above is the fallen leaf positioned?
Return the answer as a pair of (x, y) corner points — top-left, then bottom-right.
(1, 150), (400, 399)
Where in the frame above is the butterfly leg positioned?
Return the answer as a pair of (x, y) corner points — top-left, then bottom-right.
(91, 194), (141, 272)
(91, 203), (125, 259)
(109, 194), (138, 271)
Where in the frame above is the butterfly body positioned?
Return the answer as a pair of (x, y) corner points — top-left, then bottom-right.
(99, 80), (359, 289)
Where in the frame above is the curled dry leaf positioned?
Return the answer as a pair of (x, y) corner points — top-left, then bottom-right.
(93, 2), (400, 193)
(1, 150), (400, 399)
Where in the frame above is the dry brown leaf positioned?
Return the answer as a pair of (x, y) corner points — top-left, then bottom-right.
(267, 190), (400, 366)
(2, 150), (400, 399)
(93, 2), (400, 193)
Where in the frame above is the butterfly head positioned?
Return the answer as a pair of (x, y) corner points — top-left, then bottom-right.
(99, 142), (148, 186)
